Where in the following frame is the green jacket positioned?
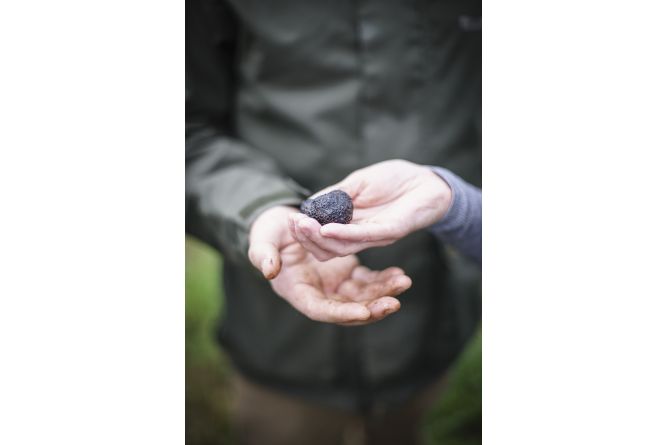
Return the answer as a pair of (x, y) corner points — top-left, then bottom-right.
(186, 0), (481, 412)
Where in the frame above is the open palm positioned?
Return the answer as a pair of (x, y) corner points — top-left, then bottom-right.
(249, 206), (412, 324)
(290, 160), (452, 261)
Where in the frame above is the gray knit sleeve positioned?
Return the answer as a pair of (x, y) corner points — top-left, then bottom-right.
(428, 167), (482, 264)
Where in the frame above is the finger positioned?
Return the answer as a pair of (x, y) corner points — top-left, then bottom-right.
(363, 273), (412, 300)
(296, 215), (361, 256)
(335, 279), (364, 300)
(293, 230), (335, 261)
(307, 222), (386, 257)
(337, 297), (402, 326)
(351, 266), (405, 282)
(320, 222), (399, 243)
(366, 296), (401, 320)
(296, 213), (390, 256)
(290, 283), (371, 323)
(248, 241), (281, 280)
(292, 216), (338, 261)
(288, 213), (298, 239)
(337, 274), (411, 302)
(377, 274), (413, 297)
(339, 268), (409, 304)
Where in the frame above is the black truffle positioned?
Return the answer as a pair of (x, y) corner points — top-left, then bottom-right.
(300, 190), (354, 225)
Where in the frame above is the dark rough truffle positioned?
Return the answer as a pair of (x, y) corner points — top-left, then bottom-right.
(300, 190), (354, 225)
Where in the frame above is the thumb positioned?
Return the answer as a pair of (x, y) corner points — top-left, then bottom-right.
(248, 241), (282, 280)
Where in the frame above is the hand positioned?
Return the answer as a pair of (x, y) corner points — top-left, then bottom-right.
(289, 160), (452, 261)
(248, 205), (412, 325)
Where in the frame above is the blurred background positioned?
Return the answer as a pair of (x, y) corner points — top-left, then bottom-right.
(186, 236), (482, 444)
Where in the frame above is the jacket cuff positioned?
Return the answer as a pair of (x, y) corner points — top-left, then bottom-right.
(427, 166), (469, 234)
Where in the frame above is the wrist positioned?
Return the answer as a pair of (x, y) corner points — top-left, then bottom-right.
(425, 167), (454, 223)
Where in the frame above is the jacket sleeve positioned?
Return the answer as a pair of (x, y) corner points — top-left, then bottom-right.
(186, 0), (309, 262)
(428, 167), (482, 265)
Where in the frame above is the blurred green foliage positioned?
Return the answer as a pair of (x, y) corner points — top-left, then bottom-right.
(185, 236), (481, 445)
(186, 237), (231, 445)
(423, 329), (482, 445)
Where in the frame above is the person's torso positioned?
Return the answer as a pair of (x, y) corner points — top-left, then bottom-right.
(229, 0), (481, 190)
(219, 0), (481, 411)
